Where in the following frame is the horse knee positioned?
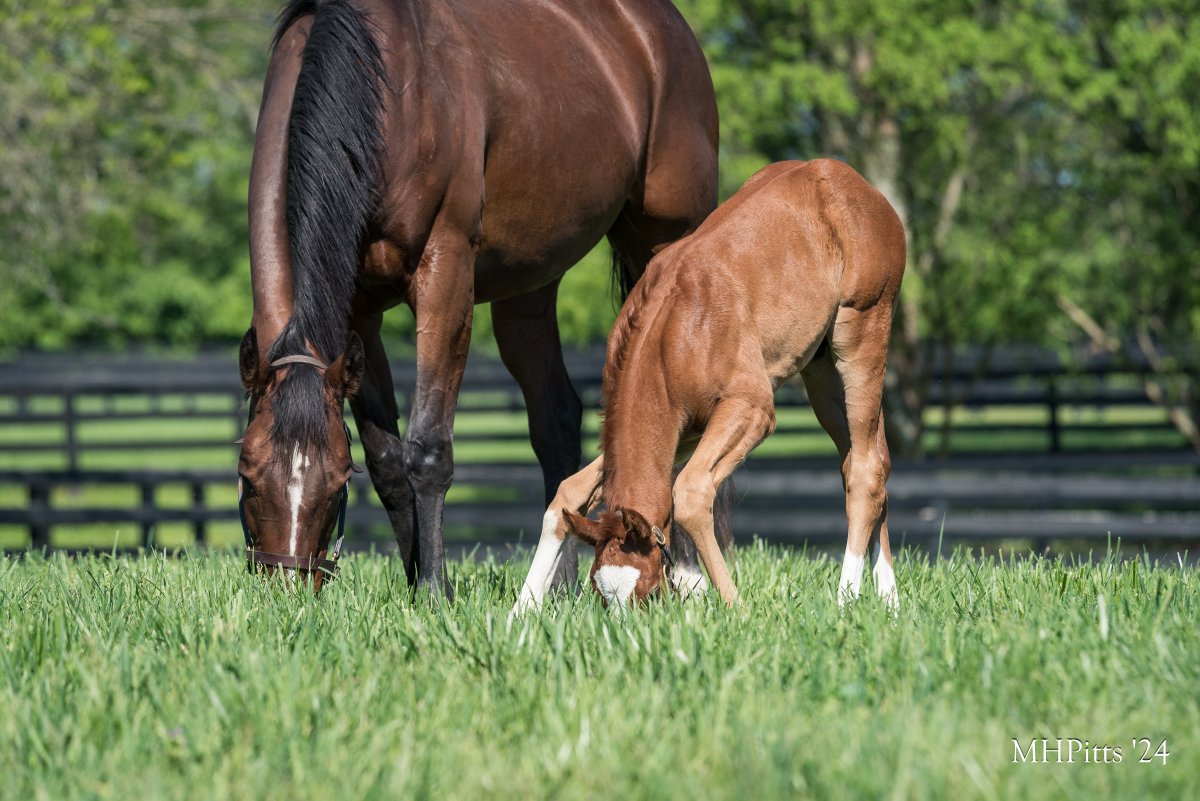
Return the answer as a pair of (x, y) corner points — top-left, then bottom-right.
(843, 454), (888, 512)
(403, 432), (454, 493)
(364, 433), (403, 474)
(672, 481), (714, 537)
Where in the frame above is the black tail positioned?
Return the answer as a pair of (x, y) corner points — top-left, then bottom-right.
(266, 0), (386, 450)
(609, 246), (638, 308)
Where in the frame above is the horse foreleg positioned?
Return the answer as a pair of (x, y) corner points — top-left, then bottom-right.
(492, 282), (584, 592)
(512, 455), (604, 615)
(404, 233), (475, 599)
(673, 393), (775, 607)
(348, 313), (417, 585)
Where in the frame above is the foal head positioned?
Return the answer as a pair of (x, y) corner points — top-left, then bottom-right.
(236, 327), (363, 587)
(562, 508), (669, 607)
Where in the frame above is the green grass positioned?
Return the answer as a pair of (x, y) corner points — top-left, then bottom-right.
(1, 546), (1195, 800)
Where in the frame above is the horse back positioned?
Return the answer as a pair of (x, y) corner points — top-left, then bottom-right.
(357, 0), (715, 294)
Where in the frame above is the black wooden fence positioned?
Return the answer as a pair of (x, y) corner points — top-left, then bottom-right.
(1, 347), (1197, 554)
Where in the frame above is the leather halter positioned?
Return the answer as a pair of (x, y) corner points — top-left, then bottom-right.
(651, 524), (678, 591)
(239, 354), (351, 580)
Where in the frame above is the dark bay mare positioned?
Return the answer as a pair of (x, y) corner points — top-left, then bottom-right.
(236, 0), (718, 594)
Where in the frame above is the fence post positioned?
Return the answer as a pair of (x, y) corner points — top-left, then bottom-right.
(191, 480), (207, 545)
(29, 479), (50, 551)
(65, 391), (79, 471)
(353, 479), (372, 542)
(1046, 376), (1061, 453)
(141, 482), (155, 548)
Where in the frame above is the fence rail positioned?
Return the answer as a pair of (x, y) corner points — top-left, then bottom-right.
(1, 347), (1196, 553)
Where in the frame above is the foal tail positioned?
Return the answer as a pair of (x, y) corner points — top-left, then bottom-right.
(270, 0), (386, 366)
(609, 247), (638, 306)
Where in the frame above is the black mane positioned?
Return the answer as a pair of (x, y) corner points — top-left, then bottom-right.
(267, 0), (386, 451)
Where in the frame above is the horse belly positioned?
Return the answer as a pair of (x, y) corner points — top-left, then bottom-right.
(757, 269), (841, 389)
(472, 168), (632, 302)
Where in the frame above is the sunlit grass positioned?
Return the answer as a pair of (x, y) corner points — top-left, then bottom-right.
(0, 546), (1195, 800)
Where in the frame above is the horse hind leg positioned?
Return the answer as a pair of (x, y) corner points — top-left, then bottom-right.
(492, 281), (584, 592)
(801, 318), (897, 609)
(868, 423), (897, 607)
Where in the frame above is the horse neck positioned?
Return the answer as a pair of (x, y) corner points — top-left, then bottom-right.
(600, 361), (680, 528)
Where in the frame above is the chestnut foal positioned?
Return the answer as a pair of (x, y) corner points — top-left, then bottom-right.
(515, 159), (905, 610)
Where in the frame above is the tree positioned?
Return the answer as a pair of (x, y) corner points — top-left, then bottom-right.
(0, 1), (272, 351)
(677, 0), (1198, 454)
(1052, 0), (1200, 448)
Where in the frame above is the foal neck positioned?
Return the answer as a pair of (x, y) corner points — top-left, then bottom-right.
(600, 362), (679, 529)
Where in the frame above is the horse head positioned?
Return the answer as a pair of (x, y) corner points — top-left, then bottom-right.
(561, 507), (669, 607)
(236, 327), (363, 589)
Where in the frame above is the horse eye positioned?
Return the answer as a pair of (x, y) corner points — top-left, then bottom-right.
(238, 474), (257, 499)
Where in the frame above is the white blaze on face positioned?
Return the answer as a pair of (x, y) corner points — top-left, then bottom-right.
(593, 564), (641, 607)
(286, 446), (310, 555)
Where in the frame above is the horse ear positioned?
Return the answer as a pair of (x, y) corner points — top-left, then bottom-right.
(619, 507), (655, 544)
(562, 508), (606, 547)
(338, 332), (365, 399)
(239, 327), (260, 391)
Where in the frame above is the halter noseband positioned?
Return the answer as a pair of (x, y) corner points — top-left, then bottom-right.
(239, 354), (352, 581)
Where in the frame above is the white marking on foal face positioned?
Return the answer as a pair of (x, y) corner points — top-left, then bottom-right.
(593, 565), (641, 607)
(286, 446), (310, 555)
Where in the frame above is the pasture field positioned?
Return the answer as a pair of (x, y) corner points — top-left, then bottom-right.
(2, 545), (1196, 800)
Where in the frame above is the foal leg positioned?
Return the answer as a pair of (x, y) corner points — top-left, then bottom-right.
(492, 281), (584, 591)
(869, 422), (898, 605)
(804, 308), (895, 607)
(513, 455), (605, 614)
(673, 393), (775, 606)
(403, 231), (475, 598)
(349, 313), (417, 584)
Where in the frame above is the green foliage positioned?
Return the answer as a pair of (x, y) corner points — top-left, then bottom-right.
(1, 547), (1197, 799)
(677, 0), (1200, 451)
(0, 1), (272, 351)
(1, 2), (1197, 400)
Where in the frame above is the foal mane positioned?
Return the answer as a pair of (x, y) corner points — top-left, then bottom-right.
(265, 0), (387, 453)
